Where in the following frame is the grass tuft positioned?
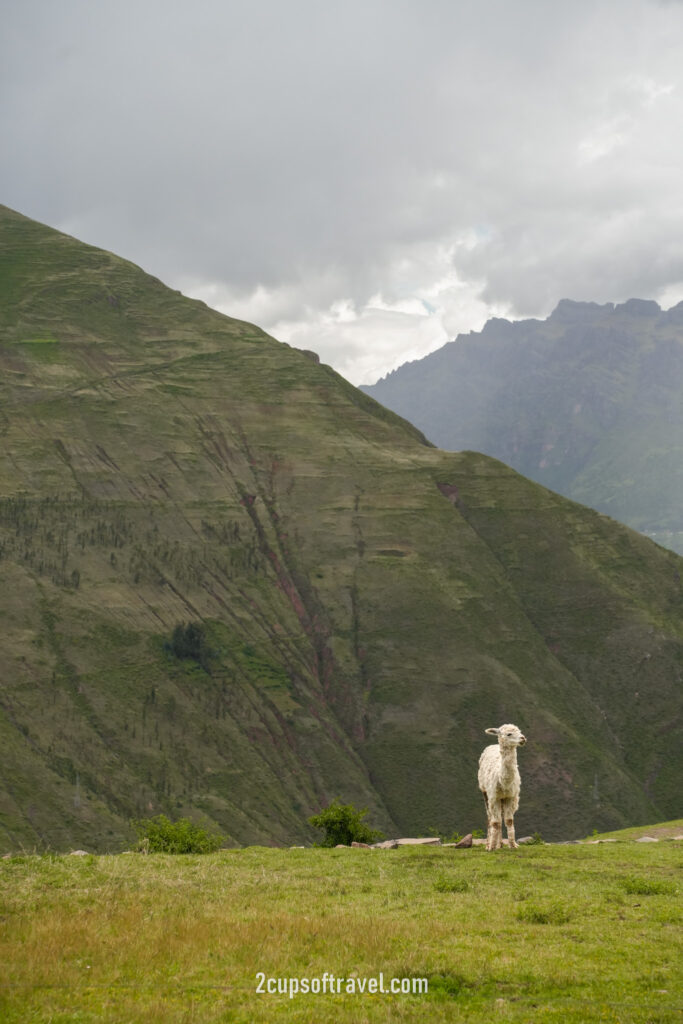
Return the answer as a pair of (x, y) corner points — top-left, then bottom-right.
(515, 902), (572, 925)
(620, 875), (678, 896)
(433, 875), (470, 893)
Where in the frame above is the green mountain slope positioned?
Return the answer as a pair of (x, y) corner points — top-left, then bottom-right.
(1, 207), (682, 852)
(362, 299), (683, 554)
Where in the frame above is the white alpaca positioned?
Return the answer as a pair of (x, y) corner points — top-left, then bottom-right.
(478, 723), (526, 851)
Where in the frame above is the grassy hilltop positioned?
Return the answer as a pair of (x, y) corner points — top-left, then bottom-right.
(0, 832), (681, 1022)
(0, 204), (682, 852)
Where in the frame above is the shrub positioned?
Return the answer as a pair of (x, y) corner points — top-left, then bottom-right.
(131, 814), (224, 854)
(428, 827), (463, 843)
(167, 622), (212, 672)
(308, 799), (384, 847)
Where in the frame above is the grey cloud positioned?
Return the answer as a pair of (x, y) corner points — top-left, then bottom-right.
(3, 0), (683, 381)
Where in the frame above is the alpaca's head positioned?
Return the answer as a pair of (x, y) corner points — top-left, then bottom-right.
(485, 723), (526, 749)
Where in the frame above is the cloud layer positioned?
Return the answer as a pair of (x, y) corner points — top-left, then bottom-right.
(3, 0), (683, 382)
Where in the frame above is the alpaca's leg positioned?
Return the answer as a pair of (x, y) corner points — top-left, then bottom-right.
(503, 799), (519, 849)
(482, 791), (492, 851)
(487, 799), (502, 851)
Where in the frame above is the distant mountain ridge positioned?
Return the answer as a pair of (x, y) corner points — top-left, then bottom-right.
(362, 298), (683, 553)
(1, 206), (682, 852)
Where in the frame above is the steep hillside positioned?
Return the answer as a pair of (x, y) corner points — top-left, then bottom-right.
(1, 207), (682, 852)
(362, 299), (683, 554)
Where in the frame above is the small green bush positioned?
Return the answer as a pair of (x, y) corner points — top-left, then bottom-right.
(308, 799), (384, 847)
(131, 814), (224, 854)
(166, 622), (213, 672)
(428, 827), (463, 843)
(428, 826), (485, 843)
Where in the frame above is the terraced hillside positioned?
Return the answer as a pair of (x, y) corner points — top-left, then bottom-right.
(0, 205), (681, 852)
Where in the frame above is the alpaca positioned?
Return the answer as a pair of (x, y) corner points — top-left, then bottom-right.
(478, 723), (526, 851)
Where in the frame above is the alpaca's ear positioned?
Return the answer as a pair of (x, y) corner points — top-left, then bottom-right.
(485, 727), (500, 736)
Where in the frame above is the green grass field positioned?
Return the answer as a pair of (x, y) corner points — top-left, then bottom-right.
(1, 829), (681, 1023)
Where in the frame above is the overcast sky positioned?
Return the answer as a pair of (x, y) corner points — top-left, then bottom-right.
(3, 0), (683, 384)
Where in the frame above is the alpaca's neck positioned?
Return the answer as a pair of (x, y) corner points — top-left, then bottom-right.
(499, 745), (518, 785)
